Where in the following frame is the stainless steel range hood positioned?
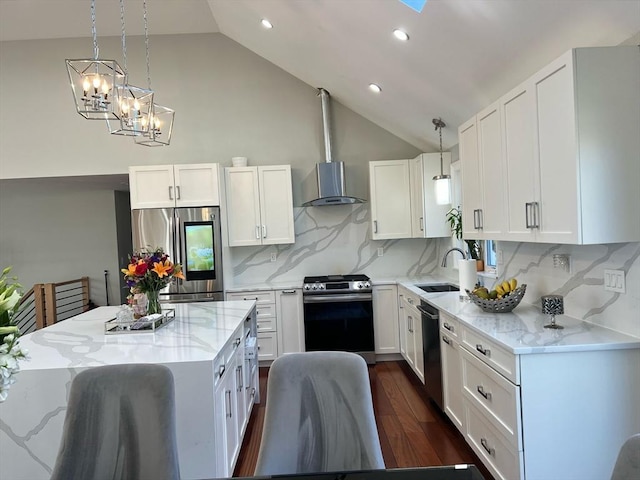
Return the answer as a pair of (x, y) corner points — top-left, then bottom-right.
(303, 88), (365, 207)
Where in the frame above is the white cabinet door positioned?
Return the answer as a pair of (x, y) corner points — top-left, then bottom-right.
(214, 354), (238, 478)
(174, 163), (220, 207)
(372, 285), (399, 354)
(276, 289), (305, 355)
(129, 165), (176, 209)
(257, 332), (278, 361)
(501, 82), (538, 242)
(410, 153), (451, 238)
(403, 296), (417, 371)
(459, 118), (482, 239)
(532, 52), (580, 244)
(412, 302), (424, 383)
(258, 165), (295, 245)
(476, 101), (505, 239)
(440, 315), (464, 433)
(225, 167), (262, 247)
(369, 160), (412, 240)
(397, 290), (408, 359)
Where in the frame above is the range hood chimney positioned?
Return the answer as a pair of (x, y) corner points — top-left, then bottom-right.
(302, 88), (365, 207)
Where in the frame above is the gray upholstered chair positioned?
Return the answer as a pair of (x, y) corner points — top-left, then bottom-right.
(254, 351), (385, 475)
(611, 433), (640, 480)
(50, 364), (180, 480)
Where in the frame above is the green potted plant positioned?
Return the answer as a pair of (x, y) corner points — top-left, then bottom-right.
(445, 207), (484, 270)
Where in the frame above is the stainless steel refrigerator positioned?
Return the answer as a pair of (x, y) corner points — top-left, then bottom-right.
(131, 207), (224, 302)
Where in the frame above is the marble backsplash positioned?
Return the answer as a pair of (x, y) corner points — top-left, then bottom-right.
(225, 204), (639, 338)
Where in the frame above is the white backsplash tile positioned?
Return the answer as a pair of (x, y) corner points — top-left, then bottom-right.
(226, 204), (639, 338)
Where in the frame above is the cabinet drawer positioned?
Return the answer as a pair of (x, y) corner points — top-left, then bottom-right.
(460, 325), (519, 384)
(214, 334), (242, 386)
(227, 290), (276, 304)
(257, 332), (277, 361)
(256, 315), (276, 333)
(255, 302), (276, 321)
(439, 311), (459, 339)
(461, 347), (521, 448)
(465, 400), (523, 480)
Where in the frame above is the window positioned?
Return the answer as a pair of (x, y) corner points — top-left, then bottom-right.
(483, 240), (497, 275)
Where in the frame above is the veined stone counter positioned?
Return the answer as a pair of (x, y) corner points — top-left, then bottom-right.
(398, 281), (640, 354)
(0, 300), (258, 480)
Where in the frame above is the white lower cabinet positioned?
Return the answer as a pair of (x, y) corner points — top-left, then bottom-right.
(276, 289), (305, 355)
(372, 284), (399, 354)
(227, 288), (305, 361)
(455, 323), (640, 480)
(439, 312), (464, 433)
(397, 286), (424, 383)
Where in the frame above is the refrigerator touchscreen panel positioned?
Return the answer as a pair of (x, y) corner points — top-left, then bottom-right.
(183, 221), (216, 281)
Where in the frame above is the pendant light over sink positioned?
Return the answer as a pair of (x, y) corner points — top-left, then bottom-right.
(432, 118), (451, 205)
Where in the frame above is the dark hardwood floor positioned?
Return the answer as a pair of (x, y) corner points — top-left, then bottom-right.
(233, 360), (494, 480)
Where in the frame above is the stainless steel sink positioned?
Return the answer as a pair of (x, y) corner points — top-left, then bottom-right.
(417, 283), (459, 293)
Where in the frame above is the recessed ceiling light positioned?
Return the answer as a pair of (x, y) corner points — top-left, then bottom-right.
(393, 29), (410, 41)
(369, 83), (382, 93)
(261, 19), (273, 29)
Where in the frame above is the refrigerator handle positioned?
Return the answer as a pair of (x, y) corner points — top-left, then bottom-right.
(175, 215), (183, 266)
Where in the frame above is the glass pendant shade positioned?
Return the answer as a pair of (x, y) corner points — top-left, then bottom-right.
(109, 84), (154, 136)
(434, 175), (451, 205)
(66, 59), (126, 120)
(135, 104), (175, 146)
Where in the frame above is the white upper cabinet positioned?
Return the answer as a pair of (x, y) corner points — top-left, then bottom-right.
(459, 105), (506, 241)
(370, 156), (450, 240)
(129, 163), (220, 209)
(410, 153), (451, 238)
(369, 160), (413, 240)
(225, 165), (295, 247)
(463, 46), (640, 244)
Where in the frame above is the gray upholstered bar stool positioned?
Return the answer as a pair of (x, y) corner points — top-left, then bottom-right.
(611, 433), (640, 480)
(254, 351), (385, 475)
(50, 363), (180, 480)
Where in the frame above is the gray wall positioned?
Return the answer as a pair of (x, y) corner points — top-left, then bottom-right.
(0, 33), (421, 205)
(0, 32), (421, 302)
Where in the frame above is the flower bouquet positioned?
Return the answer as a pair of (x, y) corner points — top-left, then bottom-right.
(121, 248), (185, 315)
(0, 266), (28, 402)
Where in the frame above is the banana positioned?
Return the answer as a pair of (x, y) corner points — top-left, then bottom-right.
(501, 281), (511, 293)
(509, 278), (518, 291)
(495, 284), (505, 297)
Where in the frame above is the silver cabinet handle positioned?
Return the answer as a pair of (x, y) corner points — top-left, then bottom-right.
(480, 438), (495, 456)
(442, 336), (451, 345)
(255, 225), (260, 239)
(525, 202), (534, 229)
(407, 315), (413, 333)
(282, 290), (296, 294)
(398, 294), (404, 308)
(262, 225), (267, 238)
(175, 185), (181, 200)
(532, 201), (539, 228)
(218, 364), (226, 377)
(236, 365), (243, 392)
(168, 186), (173, 200)
(373, 220), (378, 234)
(225, 390), (232, 418)
(473, 209), (484, 229)
(476, 344), (491, 357)
(443, 322), (454, 332)
(419, 217), (424, 231)
(243, 297), (259, 301)
(477, 385), (492, 401)
(234, 337), (241, 347)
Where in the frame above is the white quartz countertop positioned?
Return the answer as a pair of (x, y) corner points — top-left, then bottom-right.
(17, 300), (256, 370)
(397, 281), (640, 354)
(225, 281), (302, 292)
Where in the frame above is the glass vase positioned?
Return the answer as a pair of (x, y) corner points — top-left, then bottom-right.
(146, 290), (162, 315)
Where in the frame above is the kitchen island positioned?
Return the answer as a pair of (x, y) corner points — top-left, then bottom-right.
(0, 300), (259, 480)
(397, 280), (640, 480)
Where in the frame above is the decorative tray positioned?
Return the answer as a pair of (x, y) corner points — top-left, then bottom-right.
(104, 308), (175, 334)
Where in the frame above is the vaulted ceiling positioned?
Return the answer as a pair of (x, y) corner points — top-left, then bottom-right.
(1, 0), (638, 151)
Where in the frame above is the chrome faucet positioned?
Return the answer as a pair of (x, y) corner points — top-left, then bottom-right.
(441, 248), (467, 267)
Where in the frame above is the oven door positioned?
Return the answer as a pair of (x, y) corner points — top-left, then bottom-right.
(303, 293), (374, 353)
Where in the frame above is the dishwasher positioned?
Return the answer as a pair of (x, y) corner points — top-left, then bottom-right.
(418, 300), (443, 412)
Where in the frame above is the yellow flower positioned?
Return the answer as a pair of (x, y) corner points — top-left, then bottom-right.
(121, 263), (137, 276)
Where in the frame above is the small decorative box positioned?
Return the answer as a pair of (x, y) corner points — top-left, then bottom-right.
(104, 308), (175, 334)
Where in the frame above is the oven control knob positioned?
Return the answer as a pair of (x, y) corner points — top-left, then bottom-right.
(319, 284), (325, 290)
(364, 282), (371, 288)
(312, 284), (318, 290)
(357, 283), (363, 289)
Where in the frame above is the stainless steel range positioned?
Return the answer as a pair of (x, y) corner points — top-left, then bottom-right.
(302, 274), (375, 364)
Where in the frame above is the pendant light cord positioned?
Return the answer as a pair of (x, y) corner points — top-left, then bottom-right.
(90, 0), (99, 59)
(119, 0), (127, 73)
(143, 0), (152, 90)
(439, 121), (443, 174)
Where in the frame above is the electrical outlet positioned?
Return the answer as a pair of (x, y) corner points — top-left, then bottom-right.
(604, 269), (625, 293)
(496, 249), (504, 265)
(270, 253), (277, 262)
(377, 247), (384, 257)
(553, 254), (571, 273)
